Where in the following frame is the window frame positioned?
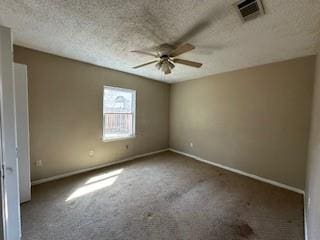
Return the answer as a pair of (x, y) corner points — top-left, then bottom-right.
(102, 86), (136, 142)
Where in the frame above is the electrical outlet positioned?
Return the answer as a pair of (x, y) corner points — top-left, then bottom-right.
(36, 160), (42, 167)
(190, 142), (193, 148)
(89, 150), (95, 157)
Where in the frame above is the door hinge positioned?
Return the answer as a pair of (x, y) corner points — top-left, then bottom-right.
(1, 163), (5, 179)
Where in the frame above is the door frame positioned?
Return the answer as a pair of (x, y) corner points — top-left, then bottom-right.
(0, 25), (21, 240)
(14, 63), (31, 203)
(0, 124), (5, 240)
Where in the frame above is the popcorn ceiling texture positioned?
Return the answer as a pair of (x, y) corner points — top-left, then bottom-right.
(0, 0), (319, 82)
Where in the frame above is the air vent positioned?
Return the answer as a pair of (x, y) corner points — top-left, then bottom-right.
(234, 0), (265, 22)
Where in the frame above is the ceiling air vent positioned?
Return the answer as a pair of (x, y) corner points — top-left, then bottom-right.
(234, 0), (265, 22)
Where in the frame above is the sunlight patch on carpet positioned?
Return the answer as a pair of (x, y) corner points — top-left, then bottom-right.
(66, 168), (123, 201)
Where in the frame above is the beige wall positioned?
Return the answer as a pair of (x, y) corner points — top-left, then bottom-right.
(13, 44), (315, 192)
(170, 56), (315, 190)
(14, 46), (170, 181)
(305, 52), (320, 240)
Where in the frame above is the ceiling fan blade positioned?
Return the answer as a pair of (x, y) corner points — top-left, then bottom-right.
(173, 58), (203, 68)
(169, 43), (195, 57)
(131, 50), (158, 58)
(133, 60), (158, 69)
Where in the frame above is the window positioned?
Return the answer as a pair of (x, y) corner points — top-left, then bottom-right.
(103, 86), (136, 141)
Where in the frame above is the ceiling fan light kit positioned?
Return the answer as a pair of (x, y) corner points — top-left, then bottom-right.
(131, 43), (203, 75)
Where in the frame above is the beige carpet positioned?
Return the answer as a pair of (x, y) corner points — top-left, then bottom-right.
(21, 151), (304, 240)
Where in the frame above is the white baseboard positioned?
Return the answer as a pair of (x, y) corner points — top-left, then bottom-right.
(32, 147), (305, 195)
(31, 148), (169, 186)
(169, 148), (305, 195)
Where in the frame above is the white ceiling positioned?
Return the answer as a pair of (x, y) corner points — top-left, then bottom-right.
(0, 0), (319, 83)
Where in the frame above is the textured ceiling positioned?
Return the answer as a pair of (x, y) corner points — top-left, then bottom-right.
(1, 0), (320, 83)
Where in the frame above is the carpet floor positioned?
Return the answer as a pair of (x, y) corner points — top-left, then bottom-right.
(21, 151), (304, 240)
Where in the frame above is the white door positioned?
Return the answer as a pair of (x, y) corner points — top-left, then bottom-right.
(14, 63), (31, 203)
(0, 26), (21, 239)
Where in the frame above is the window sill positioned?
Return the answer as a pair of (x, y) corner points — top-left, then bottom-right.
(102, 135), (136, 143)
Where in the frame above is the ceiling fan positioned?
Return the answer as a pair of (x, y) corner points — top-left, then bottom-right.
(131, 43), (203, 75)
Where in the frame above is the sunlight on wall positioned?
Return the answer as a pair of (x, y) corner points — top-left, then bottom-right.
(66, 168), (123, 201)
